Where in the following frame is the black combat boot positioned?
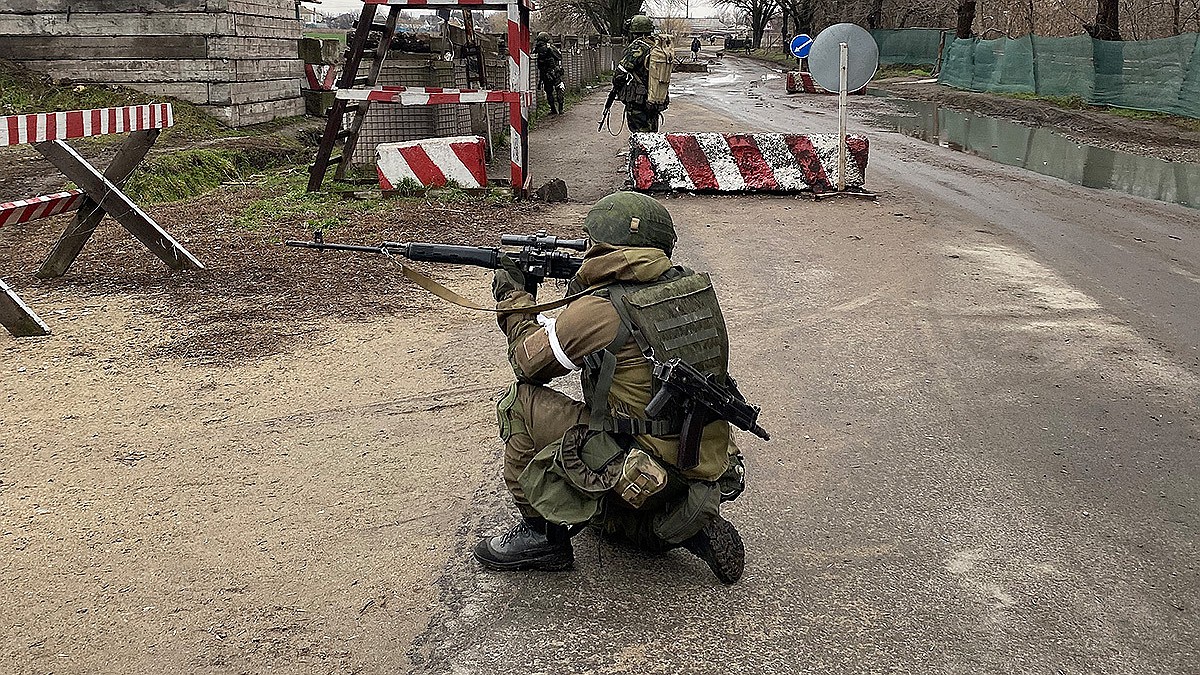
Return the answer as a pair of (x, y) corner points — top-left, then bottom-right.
(473, 517), (574, 571)
(681, 515), (745, 584)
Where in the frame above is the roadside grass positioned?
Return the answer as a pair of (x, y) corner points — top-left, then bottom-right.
(875, 64), (933, 79)
(1003, 91), (1200, 131)
(744, 49), (795, 68)
(235, 170), (385, 231)
(303, 30), (347, 43)
(235, 170), (513, 233)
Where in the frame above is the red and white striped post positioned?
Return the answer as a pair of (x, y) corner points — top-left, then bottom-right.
(507, 0), (531, 192)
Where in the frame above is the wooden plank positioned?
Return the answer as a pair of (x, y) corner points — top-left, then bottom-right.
(18, 58), (303, 82)
(33, 139), (204, 272)
(0, 278), (51, 338)
(204, 96), (304, 126)
(36, 129), (159, 278)
(0, 12), (225, 36)
(224, 0), (301, 16)
(3, 1), (215, 11)
(234, 12), (306, 39)
(208, 79), (303, 106)
(0, 35), (207, 60)
(0, 104), (173, 147)
(232, 58), (304, 81)
(207, 36), (303, 59)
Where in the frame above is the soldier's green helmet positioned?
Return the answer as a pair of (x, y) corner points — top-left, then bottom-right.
(629, 14), (654, 35)
(582, 191), (676, 255)
(536, 31), (550, 43)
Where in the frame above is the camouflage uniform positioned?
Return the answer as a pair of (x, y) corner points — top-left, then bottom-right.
(534, 35), (565, 115)
(617, 36), (663, 133)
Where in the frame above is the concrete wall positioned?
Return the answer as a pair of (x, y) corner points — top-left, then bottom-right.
(0, 0), (305, 126)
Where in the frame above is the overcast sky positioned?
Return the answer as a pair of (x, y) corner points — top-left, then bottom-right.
(310, 0), (723, 20)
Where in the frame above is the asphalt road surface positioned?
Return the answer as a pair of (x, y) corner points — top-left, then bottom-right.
(408, 57), (1198, 673)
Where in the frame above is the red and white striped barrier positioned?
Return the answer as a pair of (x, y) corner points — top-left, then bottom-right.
(337, 86), (519, 105)
(784, 71), (865, 95)
(376, 135), (489, 189)
(304, 64), (338, 91)
(0, 190), (86, 228)
(0, 104), (173, 147)
(629, 132), (869, 193)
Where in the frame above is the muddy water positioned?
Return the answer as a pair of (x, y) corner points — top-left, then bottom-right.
(864, 93), (1199, 210)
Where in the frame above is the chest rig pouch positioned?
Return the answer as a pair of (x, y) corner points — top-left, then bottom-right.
(582, 268), (730, 477)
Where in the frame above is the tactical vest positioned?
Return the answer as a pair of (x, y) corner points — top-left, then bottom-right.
(580, 267), (729, 463)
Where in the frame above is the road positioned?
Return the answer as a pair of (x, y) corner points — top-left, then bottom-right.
(407, 56), (1200, 673)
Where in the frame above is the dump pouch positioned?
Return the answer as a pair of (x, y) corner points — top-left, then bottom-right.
(517, 425), (628, 525)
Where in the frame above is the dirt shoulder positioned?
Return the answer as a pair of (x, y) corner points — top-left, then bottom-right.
(873, 78), (1200, 164)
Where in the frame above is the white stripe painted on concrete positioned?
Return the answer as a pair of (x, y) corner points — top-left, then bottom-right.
(752, 133), (808, 191)
(635, 133), (695, 190)
(694, 132), (745, 192)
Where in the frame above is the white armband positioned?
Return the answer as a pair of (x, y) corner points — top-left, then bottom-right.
(537, 313), (580, 371)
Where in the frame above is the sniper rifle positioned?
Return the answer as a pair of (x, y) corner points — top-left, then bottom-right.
(285, 230), (587, 297)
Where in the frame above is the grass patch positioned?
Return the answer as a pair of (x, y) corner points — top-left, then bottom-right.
(745, 49), (797, 68)
(235, 171), (383, 232)
(875, 65), (932, 79)
(1001, 91), (1200, 130)
(0, 59), (314, 146)
(304, 30), (347, 43)
(126, 136), (310, 204)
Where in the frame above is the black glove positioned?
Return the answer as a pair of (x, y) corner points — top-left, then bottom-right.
(492, 254), (527, 301)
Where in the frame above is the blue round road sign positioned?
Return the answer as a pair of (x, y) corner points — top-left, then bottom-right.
(789, 34), (813, 58)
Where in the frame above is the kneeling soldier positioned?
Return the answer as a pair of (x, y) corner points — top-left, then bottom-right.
(474, 191), (754, 584)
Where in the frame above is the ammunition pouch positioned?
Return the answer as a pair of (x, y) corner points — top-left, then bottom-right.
(517, 425), (628, 525)
(614, 448), (669, 509)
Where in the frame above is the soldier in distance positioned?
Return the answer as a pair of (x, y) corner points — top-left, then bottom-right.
(534, 32), (565, 115)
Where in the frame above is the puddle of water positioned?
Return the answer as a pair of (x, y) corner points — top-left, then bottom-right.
(864, 93), (1199, 210)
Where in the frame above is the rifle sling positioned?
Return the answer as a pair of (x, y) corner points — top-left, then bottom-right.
(389, 255), (607, 314)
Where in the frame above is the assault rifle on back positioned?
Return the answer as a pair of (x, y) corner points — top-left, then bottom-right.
(285, 230), (587, 297)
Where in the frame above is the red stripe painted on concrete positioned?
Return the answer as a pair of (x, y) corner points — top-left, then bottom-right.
(783, 135), (831, 190)
(847, 136), (870, 174)
(397, 145), (447, 186)
(633, 153), (656, 190)
(377, 167), (394, 191)
(665, 134), (718, 190)
(726, 134), (778, 190)
(450, 142), (488, 187)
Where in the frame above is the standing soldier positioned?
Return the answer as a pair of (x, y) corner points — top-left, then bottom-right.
(534, 32), (565, 115)
(615, 15), (668, 132)
(473, 191), (761, 584)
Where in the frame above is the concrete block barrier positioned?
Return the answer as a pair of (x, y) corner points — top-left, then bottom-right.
(629, 132), (869, 193)
(785, 71), (866, 95)
(376, 135), (488, 190)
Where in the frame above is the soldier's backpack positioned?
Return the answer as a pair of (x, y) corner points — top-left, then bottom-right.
(647, 34), (674, 109)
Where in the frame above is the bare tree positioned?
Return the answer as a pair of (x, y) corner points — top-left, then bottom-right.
(1086, 0), (1123, 38)
(955, 0), (978, 37)
(715, 0), (780, 47)
(538, 0), (647, 35)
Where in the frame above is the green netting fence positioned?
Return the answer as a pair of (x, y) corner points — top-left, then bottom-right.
(870, 28), (946, 66)
(939, 33), (1200, 118)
